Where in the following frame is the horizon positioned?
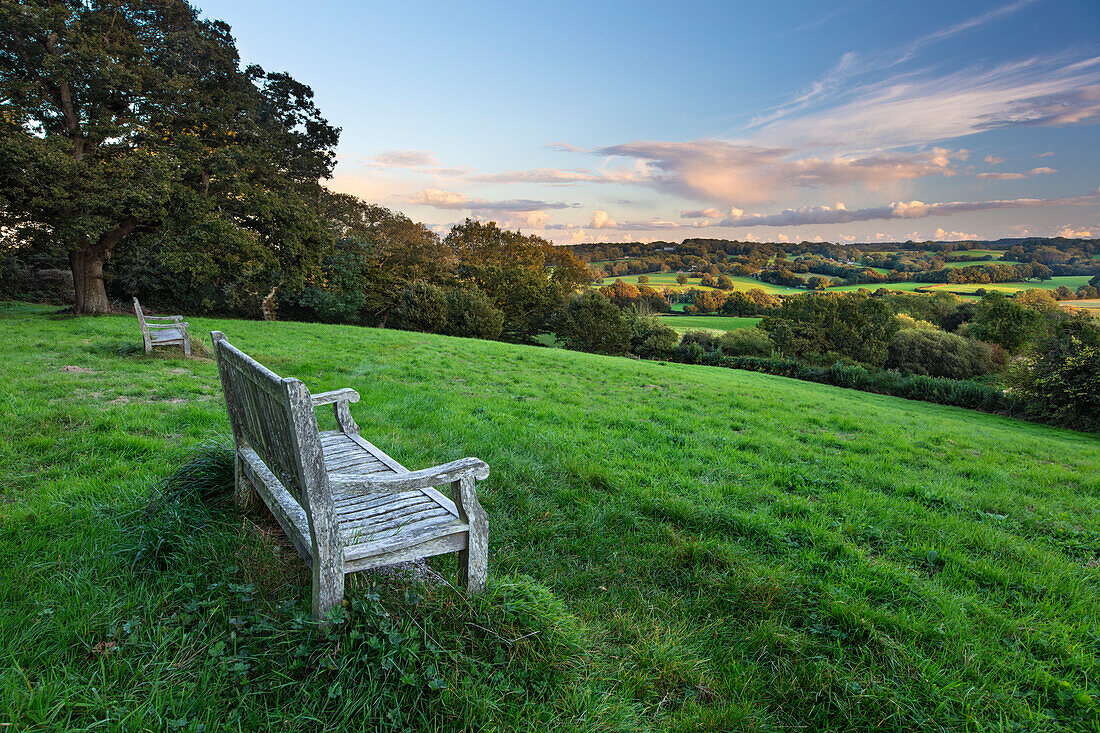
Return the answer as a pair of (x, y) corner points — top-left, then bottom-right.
(195, 0), (1100, 245)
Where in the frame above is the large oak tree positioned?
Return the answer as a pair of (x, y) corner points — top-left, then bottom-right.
(0, 0), (338, 313)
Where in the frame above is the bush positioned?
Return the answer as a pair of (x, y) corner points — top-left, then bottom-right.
(1008, 317), (1100, 431)
(885, 329), (999, 379)
(394, 281), (447, 333)
(674, 328), (772, 360)
(444, 288), (505, 340)
(552, 291), (630, 355)
(718, 328), (773, 357)
(622, 308), (679, 357)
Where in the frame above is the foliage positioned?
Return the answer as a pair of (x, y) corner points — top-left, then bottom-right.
(0, 0), (340, 313)
(676, 328), (773, 360)
(966, 292), (1045, 352)
(443, 287), (505, 340)
(886, 329), (1001, 379)
(281, 195), (452, 326)
(394, 281), (447, 333)
(760, 292), (899, 366)
(622, 307), (680, 358)
(446, 219), (588, 342)
(1008, 316), (1100, 431)
(719, 288), (781, 316)
(551, 291), (630, 355)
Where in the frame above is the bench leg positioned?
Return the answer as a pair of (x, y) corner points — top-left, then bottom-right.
(460, 513), (488, 594)
(183, 333), (191, 357)
(313, 549), (345, 621)
(233, 453), (258, 510)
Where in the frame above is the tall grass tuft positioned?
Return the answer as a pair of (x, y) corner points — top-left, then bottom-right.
(131, 440), (235, 570)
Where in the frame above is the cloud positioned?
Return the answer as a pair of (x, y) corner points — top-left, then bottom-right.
(714, 191), (1100, 228)
(934, 227), (980, 241)
(589, 210), (617, 229)
(759, 54), (1100, 151)
(1055, 225), (1093, 237)
(511, 210), (550, 228)
(471, 167), (644, 185)
(1037, 151), (1055, 157)
(974, 166), (1056, 180)
(595, 139), (966, 205)
(409, 188), (468, 207)
(408, 188), (573, 215)
(368, 149), (440, 168)
(984, 155), (1005, 164)
(976, 172), (1027, 180)
(545, 142), (588, 153)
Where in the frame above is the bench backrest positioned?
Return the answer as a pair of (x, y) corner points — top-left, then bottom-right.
(210, 331), (331, 527)
(133, 298), (150, 342)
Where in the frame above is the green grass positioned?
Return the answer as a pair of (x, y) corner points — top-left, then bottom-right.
(658, 315), (761, 333)
(826, 280), (938, 294)
(920, 275), (1092, 295)
(2, 302), (1099, 731)
(596, 272), (804, 295)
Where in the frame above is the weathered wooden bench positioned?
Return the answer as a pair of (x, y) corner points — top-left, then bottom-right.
(210, 331), (489, 618)
(134, 297), (191, 355)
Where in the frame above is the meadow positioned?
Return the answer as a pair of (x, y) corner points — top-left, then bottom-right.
(920, 275), (1092, 296)
(2, 302), (1099, 731)
(596, 271), (805, 295)
(657, 315), (761, 333)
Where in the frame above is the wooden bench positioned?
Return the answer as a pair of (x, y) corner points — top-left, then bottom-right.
(134, 297), (191, 355)
(210, 331), (489, 618)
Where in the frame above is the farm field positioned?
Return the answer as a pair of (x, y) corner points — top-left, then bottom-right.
(1, 302), (1098, 731)
(826, 280), (938, 294)
(921, 275), (1091, 295)
(657, 315), (761, 332)
(595, 271), (804, 295)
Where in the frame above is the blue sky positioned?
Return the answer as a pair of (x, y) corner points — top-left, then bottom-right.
(196, 0), (1100, 244)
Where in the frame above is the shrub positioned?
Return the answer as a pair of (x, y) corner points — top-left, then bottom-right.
(1008, 316), (1100, 431)
(717, 328), (773, 357)
(622, 308), (679, 357)
(552, 291), (630, 355)
(885, 329), (998, 379)
(394, 281), (447, 333)
(444, 288), (505, 340)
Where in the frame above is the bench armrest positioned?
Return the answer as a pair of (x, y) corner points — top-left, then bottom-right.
(329, 457), (489, 493)
(312, 388), (361, 434)
(311, 388), (360, 406)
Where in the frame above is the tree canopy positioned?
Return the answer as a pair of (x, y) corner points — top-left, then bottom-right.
(0, 0), (339, 313)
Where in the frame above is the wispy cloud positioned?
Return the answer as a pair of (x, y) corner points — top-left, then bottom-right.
(595, 140), (966, 205)
(977, 172), (1027, 180)
(984, 155), (1005, 164)
(709, 192), (1100, 228)
(759, 54), (1100, 150)
(408, 188), (574, 213)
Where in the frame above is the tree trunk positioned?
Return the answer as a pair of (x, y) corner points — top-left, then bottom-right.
(69, 217), (140, 314)
(70, 248), (111, 314)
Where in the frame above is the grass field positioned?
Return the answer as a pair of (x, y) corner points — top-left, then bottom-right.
(826, 280), (937, 294)
(2, 302), (1099, 731)
(594, 271), (804, 295)
(658, 315), (761, 333)
(920, 275), (1092, 296)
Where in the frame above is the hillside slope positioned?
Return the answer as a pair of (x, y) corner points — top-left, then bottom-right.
(1, 302), (1098, 731)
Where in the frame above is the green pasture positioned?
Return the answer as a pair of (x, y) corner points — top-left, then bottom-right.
(921, 275), (1092, 295)
(1, 302), (1098, 731)
(594, 272), (804, 295)
(657, 315), (761, 333)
